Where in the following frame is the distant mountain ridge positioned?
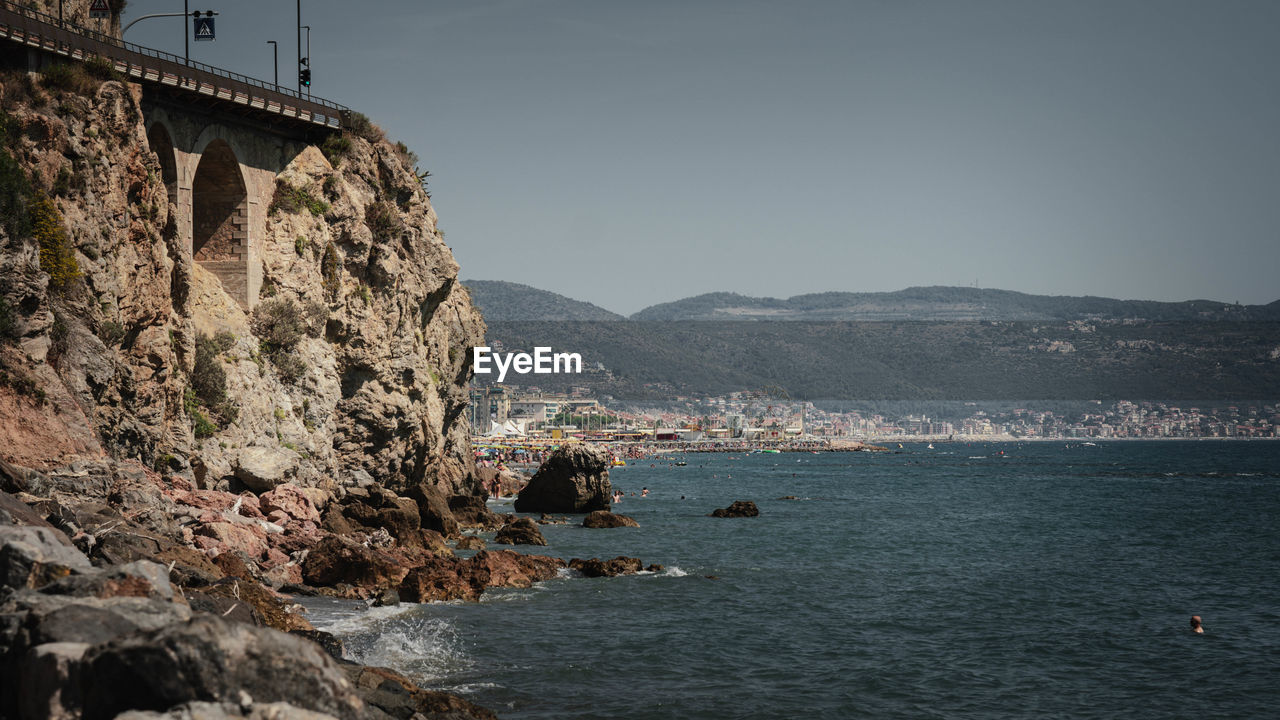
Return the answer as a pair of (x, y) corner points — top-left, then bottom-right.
(468, 281), (1280, 323)
(630, 287), (1280, 322)
(463, 280), (625, 321)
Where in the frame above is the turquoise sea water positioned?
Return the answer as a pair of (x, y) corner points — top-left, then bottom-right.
(306, 441), (1280, 719)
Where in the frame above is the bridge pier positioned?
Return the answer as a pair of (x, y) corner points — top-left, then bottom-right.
(143, 101), (307, 311)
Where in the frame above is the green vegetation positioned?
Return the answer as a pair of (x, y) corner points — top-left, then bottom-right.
(97, 319), (126, 346)
(485, 319), (1280, 402)
(0, 112), (33, 240)
(321, 242), (341, 296)
(268, 179), (329, 217)
(40, 64), (97, 95)
(187, 332), (239, 437)
(251, 297), (321, 384)
(321, 134), (352, 166)
(364, 200), (402, 240)
(294, 235), (310, 256)
(463, 280), (625, 321)
(30, 192), (81, 289)
(52, 166), (72, 197)
(346, 111), (383, 143)
(0, 366), (46, 404)
(0, 296), (14, 341)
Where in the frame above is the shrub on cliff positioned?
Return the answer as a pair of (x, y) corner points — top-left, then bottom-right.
(30, 191), (81, 289)
(252, 298), (323, 384)
(187, 332), (238, 436)
(269, 179), (329, 217)
(193, 332), (231, 406)
(321, 134), (352, 167)
(0, 296), (15, 341)
(346, 111), (384, 143)
(365, 200), (403, 240)
(0, 113), (32, 239)
(40, 64), (100, 96)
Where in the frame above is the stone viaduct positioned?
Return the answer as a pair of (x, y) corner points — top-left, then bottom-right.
(1, 0), (347, 309)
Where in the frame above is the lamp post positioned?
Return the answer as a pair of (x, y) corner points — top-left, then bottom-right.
(301, 25), (310, 97)
(296, 0), (301, 93)
(267, 40), (278, 90)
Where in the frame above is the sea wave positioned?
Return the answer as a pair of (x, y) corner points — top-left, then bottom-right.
(316, 607), (472, 682)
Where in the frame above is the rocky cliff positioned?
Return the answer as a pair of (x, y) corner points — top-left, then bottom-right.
(0, 57), (484, 499)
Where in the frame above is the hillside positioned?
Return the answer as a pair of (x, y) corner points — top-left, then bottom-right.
(629, 287), (1280, 322)
(483, 320), (1280, 401)
(464, 279), (624, 321)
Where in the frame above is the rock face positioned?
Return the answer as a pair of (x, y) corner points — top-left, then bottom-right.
(493, 517), (547, 546)
(582, 511), (639, 529)
(0, 61), (485, 499)
(710, 501), (760, 518)
(513, 444), (612, 514)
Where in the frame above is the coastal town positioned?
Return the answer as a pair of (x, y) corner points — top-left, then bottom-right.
(471, 385), (1280, 442)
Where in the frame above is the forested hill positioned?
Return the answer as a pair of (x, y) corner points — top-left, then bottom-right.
(463, 280), (625, 321)
(629, 287), (1280, 322)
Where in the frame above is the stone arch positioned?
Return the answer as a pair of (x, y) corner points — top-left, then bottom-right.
(192, 139), (250, 307)
(145, 122), (178, 205)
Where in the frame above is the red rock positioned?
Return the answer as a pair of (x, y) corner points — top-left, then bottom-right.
(260, 484), (321, 524)
(301, 534), (409, 590)
(396, 550), (565, 603)
(263, 547), (291, 568)
(193, 521), (269, 560)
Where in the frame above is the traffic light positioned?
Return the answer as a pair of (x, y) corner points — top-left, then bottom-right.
(299, 68), (311, 87)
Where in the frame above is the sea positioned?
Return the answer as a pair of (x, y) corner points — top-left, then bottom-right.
(302, 441), (1280, 719)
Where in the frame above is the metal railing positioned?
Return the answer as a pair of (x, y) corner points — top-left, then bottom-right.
(0, 0), (348, 130)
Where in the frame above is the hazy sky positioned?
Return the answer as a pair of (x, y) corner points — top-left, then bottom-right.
(122, 1), (1280, 314)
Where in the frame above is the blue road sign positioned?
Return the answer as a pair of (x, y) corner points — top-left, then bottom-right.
(194, 17), (215, 42)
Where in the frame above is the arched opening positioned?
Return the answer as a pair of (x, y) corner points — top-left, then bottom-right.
(145, 123), (178, 205)
(192, 139), (249, 307)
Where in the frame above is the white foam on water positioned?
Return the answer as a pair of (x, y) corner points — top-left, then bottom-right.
(314, 602), (420, 634)
(340, 612), (472, 682)
(449, 682), (502, 695)
(661, 566), (689, 577)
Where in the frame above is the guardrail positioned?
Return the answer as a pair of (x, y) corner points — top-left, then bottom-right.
(0, 0), (348, 130)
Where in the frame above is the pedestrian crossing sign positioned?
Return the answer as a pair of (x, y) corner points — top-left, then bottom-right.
(89, 0), (110, 19)
(193, 16), (215, 41)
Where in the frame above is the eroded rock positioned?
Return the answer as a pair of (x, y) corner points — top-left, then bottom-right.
(582, 511), (639, 529)
(709, 500), (759, 518)
(513, 444), (612, 514)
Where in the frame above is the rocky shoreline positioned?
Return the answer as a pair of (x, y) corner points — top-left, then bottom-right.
(0, 443), (656, 720)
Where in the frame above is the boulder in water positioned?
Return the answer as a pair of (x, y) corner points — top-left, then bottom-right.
(582, 511), (638, 529)
(493, 517), (547, 546)
(513, 444), (611, 514)
(709, 501), (759, 518)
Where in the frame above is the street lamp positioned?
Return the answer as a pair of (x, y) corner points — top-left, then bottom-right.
(266, 40), (278, 90)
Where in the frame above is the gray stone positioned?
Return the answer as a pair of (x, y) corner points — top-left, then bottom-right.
(513, 444), (612, 514)
(17, 642), (89, 720)
(0, 525), (94, 589)
(81, 614), (366, 720)
(115, 701), (340, 720)
(235, 447), (300, 493)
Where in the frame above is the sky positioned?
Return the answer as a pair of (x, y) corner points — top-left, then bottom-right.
(121, 1), (1280, 315)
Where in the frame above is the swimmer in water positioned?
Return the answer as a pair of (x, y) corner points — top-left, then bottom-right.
(1190, 615), (1204, 634)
